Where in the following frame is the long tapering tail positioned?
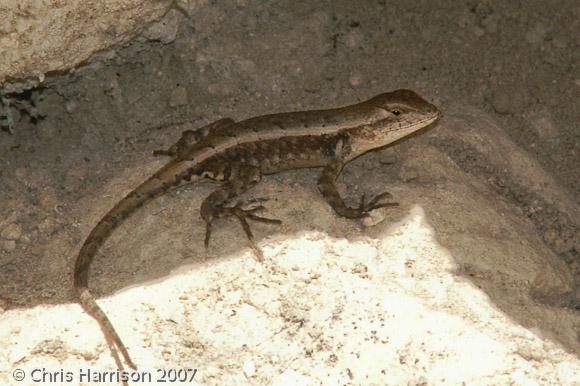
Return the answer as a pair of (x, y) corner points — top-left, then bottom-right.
(78, 287), (136, 370)
(74, 161), (201, 371)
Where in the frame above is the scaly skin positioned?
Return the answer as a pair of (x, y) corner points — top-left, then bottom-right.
(74, 89), (440, 378)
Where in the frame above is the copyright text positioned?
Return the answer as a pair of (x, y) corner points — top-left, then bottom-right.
(12, 367), (198, 383)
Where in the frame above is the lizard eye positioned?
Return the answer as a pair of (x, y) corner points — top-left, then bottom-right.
(391, 110), (401, 116)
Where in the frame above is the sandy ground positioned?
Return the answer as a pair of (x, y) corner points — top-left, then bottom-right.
(0, 1), (578, 385)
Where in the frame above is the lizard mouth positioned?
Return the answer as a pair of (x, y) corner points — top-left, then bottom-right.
(400, 112), (440, 131)
(422, 110), (442, 126)
(430, 112), (441, 124)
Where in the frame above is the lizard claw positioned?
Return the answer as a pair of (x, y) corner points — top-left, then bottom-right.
(203, 201), (281, 261)
(356, 191), (398, 216)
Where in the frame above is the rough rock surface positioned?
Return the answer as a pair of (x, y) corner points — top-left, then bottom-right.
(0, 0), (174, 88)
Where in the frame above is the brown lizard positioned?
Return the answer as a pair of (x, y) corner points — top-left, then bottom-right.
(74, 89), (440, 374)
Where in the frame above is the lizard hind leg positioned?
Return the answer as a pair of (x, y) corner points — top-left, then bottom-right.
(200, 167), (281, 261)
(153, 118), (235, 158)
(206, 202), (281, 261)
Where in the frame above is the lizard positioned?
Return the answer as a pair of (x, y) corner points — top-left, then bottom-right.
(73, 89), (440, 375)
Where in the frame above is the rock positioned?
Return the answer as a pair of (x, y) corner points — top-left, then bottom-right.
(1, 223), (22, 240)
(349, 74), (364, 87)
(361, 209), (386, 227)
(0, 0), (174, 85)
(2, 240), (16, 251)
(344, 29), (364, 49)
(491, 86), (527, 115)
(65, 99), (78, 114)
(143, 8), (180, 44)
(473, 26), (485, 37)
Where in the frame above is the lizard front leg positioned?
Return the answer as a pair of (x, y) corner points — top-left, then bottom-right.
(200, 165), (281, 260)
(317, 158), (398, 219)
(153, 118), (235, 157)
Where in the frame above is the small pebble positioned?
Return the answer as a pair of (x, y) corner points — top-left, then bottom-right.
(362, 209), (386, 227)
(491, 87), (527, 115)
(349, 74), (364, 87)
(473, 26), (485, 37)
(143, 9), (180, 44)
(1, 223), (22, 240)
(2, 240), (16, 252)
(345, 29), (364, 49)
(65, 99), (78, 114)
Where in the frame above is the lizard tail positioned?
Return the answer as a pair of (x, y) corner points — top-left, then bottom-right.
(73, 162), (201, 370)
(78, 287), (136, 371)
(74, 175), (170, 370)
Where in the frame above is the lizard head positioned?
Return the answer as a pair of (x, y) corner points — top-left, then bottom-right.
(370, 89), (439, 118)
(346, 89), (440, 158)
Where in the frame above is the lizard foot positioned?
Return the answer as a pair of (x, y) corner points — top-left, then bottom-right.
(355, 191), (399, 217)
(203, 201), (281, 261)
